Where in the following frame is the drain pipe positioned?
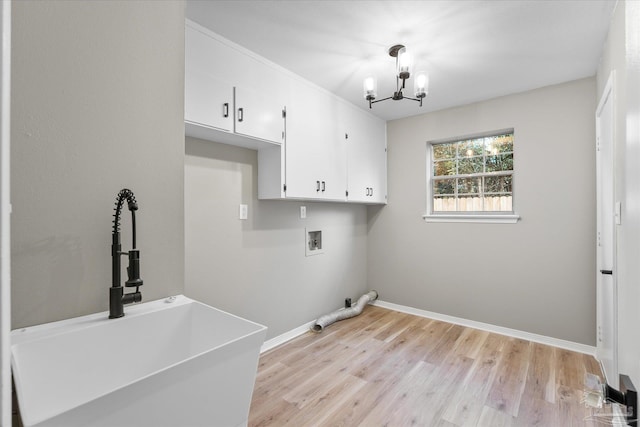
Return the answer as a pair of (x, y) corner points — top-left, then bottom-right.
(311, 290), (378, 332)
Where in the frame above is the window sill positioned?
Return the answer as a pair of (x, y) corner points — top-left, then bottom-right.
(422, 213), (520, 224)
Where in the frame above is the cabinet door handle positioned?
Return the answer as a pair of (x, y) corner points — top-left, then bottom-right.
(366, 187), (371, 196)
(238, 107), (244, 122)
(370, 187), (373, 197)
(322, 181), (326, 192)
(223, 103), (229, 118)
(316, 181), (321, 192)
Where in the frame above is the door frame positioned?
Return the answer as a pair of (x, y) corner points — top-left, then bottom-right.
(0, 1), (10, 425)
(595, 71), (617, 387)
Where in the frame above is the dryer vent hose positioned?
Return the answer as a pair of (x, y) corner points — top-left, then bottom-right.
(311, 290), (378, 333)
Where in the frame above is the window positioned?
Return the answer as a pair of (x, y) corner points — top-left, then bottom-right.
(425, 129), (519, 223)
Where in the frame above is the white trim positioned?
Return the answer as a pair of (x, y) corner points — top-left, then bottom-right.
(260, 319), (316, 353)
(0, 1), (10, 426)
(373, 300), (596, 356)
(259, 301), (596, 357)
(595, 70), (618, 386)
(429, 128), (515, 145)
(423, 213), (520, 224)
(596, 70), (615, 117)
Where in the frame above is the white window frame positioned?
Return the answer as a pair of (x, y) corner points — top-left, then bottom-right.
(424, 128), (520, 224)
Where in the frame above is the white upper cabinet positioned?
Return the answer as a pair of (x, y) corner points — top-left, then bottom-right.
(185, 26), (233, 132)
(185, 22), (285, 149)
(234, 84), (285, 145)
(284, 80), (347, 201)
(186, 19), (387, 205)
(342, 105), (387, 203)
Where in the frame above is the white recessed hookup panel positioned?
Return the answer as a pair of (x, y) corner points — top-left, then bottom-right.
(305, 228), (324, 256)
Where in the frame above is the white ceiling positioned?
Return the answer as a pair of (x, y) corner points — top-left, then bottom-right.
(186, 0), (616, 121)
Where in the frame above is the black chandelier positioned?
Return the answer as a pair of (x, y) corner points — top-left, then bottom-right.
(363, 44), (428, 109)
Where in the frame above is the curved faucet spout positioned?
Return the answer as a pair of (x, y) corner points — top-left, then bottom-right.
(113, 188), (138, 247)
(110, 189), (143, 319)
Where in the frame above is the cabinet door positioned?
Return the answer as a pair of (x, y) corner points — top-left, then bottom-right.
(234, 85), (285, 145)
(185, 26), (233, 132)
(345, 106), (387, 203)
(322, 99), (347, 201)
(285, 82), (325, 199)
(285, 82), (346, 200)
(185, 67), (233, 132)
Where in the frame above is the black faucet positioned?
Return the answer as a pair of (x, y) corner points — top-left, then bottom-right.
(109, 188), (143, 318)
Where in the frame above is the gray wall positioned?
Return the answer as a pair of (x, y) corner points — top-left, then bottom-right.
(368, 78), (597, 345)
(11, 1), (186, 328)
(185, 137), (368, 339)
(7, 0), (604, 356)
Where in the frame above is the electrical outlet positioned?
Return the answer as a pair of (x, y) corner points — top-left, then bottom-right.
(239, 204), (248, 220)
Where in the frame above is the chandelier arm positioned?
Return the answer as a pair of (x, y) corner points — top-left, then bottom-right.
(371, 96), (394, 104)
(403, 96), (423, 107)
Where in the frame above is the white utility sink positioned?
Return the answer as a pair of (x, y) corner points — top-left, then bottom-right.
(11, 295), (267, 427)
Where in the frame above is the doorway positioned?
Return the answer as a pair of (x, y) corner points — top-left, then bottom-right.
(596, 72), (617, 388)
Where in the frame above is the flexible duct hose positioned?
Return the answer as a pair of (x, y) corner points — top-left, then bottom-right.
(311, 290), (378, 332)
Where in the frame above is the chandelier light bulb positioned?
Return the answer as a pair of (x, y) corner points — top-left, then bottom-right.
(414, 71), (429, 98)
(363, 76), (378, 100)
(396, 47), (412, 80)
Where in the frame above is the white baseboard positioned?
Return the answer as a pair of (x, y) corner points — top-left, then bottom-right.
(259, 300), (597, 357)
(373, 300), (596, 356)
(260, 319), (316, 353)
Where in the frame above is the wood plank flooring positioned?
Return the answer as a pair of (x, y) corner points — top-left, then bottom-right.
(249, 305), (618, 426)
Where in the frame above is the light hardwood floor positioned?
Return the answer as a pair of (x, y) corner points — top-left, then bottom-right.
(249, 305), (618, 426)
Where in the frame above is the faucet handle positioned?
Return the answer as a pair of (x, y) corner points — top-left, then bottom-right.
(125, 249), (143, 288)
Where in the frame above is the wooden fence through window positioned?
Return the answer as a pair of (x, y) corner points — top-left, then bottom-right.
(433, 195), (512, 212)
